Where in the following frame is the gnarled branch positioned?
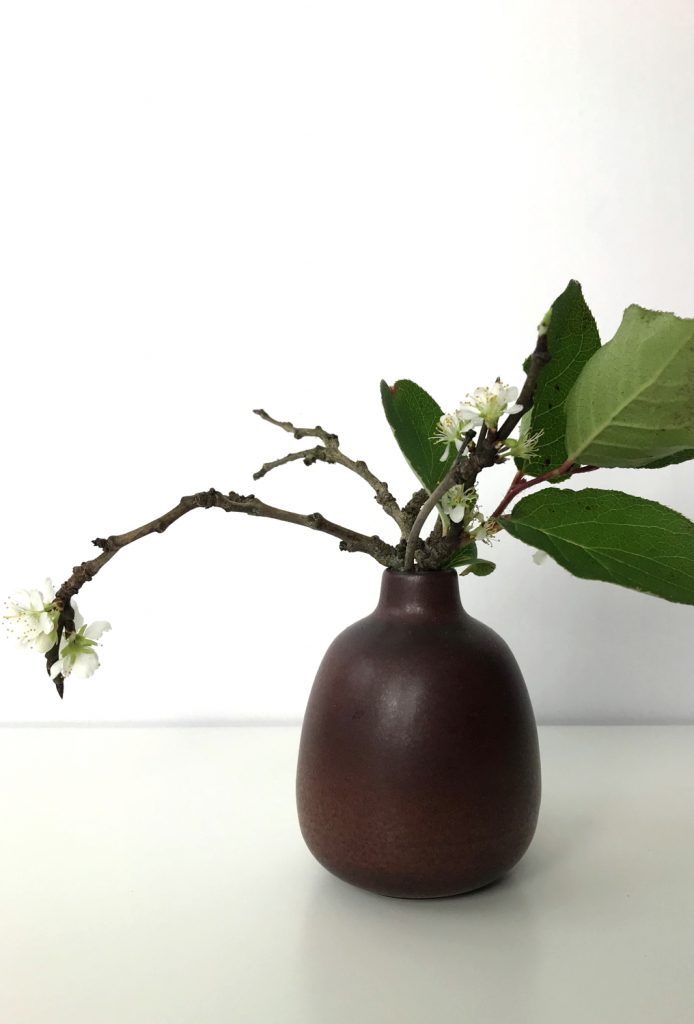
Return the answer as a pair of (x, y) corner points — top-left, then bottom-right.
(252, 409), (337, 445)
(401, 488), (429, 533)
(46, 487), (400, 697)
(253, 409), (405, 535)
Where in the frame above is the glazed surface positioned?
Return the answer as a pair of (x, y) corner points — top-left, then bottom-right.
(296, 570), (541, 898)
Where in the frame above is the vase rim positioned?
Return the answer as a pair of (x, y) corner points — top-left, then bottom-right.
(377, 566), (464, 617)
(384, 568), (458, 577)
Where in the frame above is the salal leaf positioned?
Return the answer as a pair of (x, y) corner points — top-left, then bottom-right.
(498, 487), (694, 605)
(443, 541), (496, 576)
(380, 379), (455, 492)
(520, 280), (600, 476)
(565, 305), (694, 468)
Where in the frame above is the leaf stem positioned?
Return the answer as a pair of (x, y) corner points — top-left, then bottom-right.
(490, 461), (599, 520)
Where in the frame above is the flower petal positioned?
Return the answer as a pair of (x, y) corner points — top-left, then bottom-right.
(73, 651), (100, 678)
(38, 611), (54, 633)
(34, 631), (57, 654)
(456, 404), (477, 419)
(84, 621), (111, 642)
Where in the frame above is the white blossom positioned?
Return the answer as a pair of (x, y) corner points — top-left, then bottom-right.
(457, 379), (523, 430)
(441, 485), (478, 525)
(501, 429), (543, 461)
(432, 411), (466, 462)
(470, 520), (497, 546)
(3, 580), (59, 653)
(50, 606), (111, 680)
(532, 549), (549, 565)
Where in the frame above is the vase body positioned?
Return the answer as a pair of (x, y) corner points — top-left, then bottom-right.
(296, 569), (541, 898)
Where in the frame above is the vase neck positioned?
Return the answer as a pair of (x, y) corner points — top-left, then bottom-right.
(375, 570), (466, 621)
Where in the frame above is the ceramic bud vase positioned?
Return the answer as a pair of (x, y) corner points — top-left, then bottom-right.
(296, 569), (541, 898)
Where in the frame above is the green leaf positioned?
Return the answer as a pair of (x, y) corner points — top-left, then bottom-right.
(521, 280), (601, 476)
(641, 449), (694, 470)
(380, 379), (455, 492)
(498, 487), (694, 605)
(443, 541), (496, 576)
(443, 540), (478, 568)
(565, 305), (694, 468)
(460, 559), (496, 577)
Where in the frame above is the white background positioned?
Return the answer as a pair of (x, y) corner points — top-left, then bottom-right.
(1, 0), (692, 724)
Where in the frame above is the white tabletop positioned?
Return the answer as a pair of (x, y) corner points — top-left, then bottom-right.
(1, 725), (693, 1023)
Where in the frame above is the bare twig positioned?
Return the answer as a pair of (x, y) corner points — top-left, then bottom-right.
(253, 409), (405, 535)
(253, 446), (325, 479)
(403, 430), (476, 571)
(253, 408), (338, 445)
(401, 488), (429, 533)
(46, 487), (400, 697)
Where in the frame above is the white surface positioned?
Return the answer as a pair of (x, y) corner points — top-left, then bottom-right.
(1, 725), (693, 1023)
(2, 1), (694, 724)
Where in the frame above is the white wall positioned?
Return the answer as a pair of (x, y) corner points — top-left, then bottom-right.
(1, 0), (693, 724)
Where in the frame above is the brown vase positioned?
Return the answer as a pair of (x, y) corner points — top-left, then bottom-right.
(296, 569), (541, 898)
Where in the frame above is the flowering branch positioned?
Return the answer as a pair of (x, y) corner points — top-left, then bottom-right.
(495, 333), (550, 443)
(404, 430), (476, 571)
(44, 487), (400, 697)
(10, 283), (692, 704)
(454, 332), (550, 489)
(419, 331), (552, 568)
(253, 409), (406, 535)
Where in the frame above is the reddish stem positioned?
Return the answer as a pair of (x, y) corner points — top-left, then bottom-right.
(491, 460), (598, 520)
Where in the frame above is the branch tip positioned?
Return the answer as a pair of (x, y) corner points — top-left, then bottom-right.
(251, 411), (406, 535)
